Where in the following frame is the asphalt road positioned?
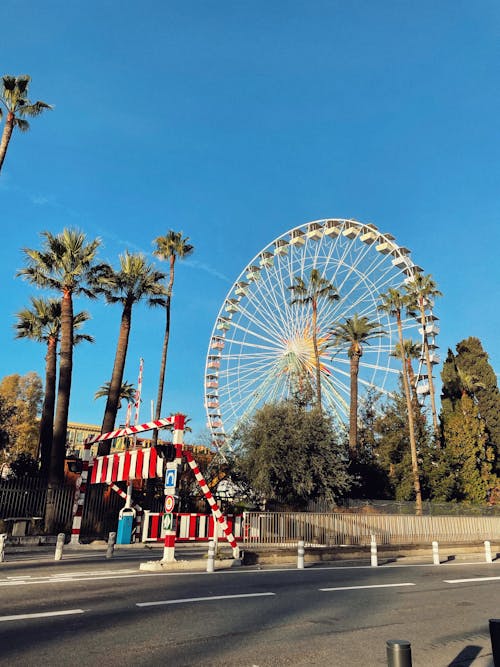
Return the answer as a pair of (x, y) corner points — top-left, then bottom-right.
(0, 556), (498, 666)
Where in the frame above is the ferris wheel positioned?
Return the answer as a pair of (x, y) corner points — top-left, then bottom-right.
(204, 218), (439, 449)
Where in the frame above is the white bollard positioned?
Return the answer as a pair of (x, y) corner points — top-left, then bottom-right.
(297, 539), (305, 569)
(106, 532), (117, 560)
(432, 540), (440, 565)
(207, 540), (215, 573)
(0, 533), (7, 563)
(54, 533), (65, 561)
(485, 540), (493, 564)
(370, 534), (378, 567)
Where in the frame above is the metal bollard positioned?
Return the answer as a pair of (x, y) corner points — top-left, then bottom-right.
(106, 532), (117, 559)
(484, 540), (493, 564)
(432, 540), (440, 565)
(387, 639), (412, 667)
(297, 539), (305, 569)
(206, 540), (215, 573)
(0, 533), (7, 563)
(489, 619), (500, 666)
(54, 533), (65, 561)
(371, 534), (378, 567)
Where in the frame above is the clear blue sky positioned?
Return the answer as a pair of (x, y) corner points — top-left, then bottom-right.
(1, 1), (499, 440)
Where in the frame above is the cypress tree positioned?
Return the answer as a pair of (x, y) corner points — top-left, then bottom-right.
(455, 337), (500, 473)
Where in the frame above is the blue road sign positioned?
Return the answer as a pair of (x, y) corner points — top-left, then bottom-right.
(165, 468), (177, 489)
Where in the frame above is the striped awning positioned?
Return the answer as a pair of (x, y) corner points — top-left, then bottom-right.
(90, 447), (163, 484)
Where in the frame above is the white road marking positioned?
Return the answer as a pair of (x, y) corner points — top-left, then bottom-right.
(0, 609), (85, 622)
(444, 576), (500, 584)
(320, 583), (416, 592)
(137, 592), (276, 607)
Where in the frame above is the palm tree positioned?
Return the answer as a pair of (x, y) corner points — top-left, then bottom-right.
(288, 269), (339, 410)
(18, 229), (101, 488)
(404, 273), (442, 437)
(0, 75), (52, 173)
(378, 288), (423, 514)
(391, 339), (422, 400)
(329, 314), (385, 457)
(152, 231), (194, 445)
(15, 298), (93, 477)
(94, 381), (136, 410)
(94, 251), (165, 452)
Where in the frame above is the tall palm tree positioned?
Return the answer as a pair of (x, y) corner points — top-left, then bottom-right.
(404, 273), (442, 437)
(152, 231), (194, 444)
(95, 251), (165, 452)
(18, 229), (101, 488)
(0, 75), (52, 173)
(391, 339), (422, 400)
(329, 314), (385, 457)
(378, 288), (423, 514)
(94, 381), (136, 410)
(288, 269), (339, 410)
(14, 297), (93, 477)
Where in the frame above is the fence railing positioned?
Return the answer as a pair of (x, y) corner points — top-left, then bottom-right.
(243, 512), (500, 547)
(0, 478), (124, 538)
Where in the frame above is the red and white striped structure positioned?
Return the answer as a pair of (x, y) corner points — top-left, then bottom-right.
(142, 511), (243, 543)
(70, 440), (92, 544)
(90, 447), (164, 484)
(185, 450), (239, 557)
(162, 414), (185, 562)
(133, 357), (143, 427)
(84, 416), (177, 446)
(70, 414), (185, 544)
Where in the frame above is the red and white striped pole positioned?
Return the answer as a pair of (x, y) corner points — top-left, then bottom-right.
(185, 449), (239, 558)
(70, 439), (92, 544)
(162, 414), (185, 562)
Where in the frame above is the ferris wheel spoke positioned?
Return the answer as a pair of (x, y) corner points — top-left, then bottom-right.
(206, 218), (434, 440)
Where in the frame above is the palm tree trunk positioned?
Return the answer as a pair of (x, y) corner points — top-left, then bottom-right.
(397, 314), (423, 515)
(349, 354), (360, 457)
(419, 301), (439, 440)
(46, 289), (73, 532)
(312, 301), (322, 410)
(39, 335), (57, 478)
(152, 256), (175, 446)
(99, 301), (133, 453)
(0, 113), (14, 173)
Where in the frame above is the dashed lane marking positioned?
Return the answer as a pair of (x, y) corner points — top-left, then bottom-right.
(137, 592), (276, 607)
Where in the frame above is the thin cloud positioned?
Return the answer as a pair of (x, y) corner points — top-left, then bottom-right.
(185, 259), (232, 283)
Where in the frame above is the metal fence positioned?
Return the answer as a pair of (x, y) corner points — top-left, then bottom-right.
(243, 512), (500, 547)
(0, 478), (125, 538)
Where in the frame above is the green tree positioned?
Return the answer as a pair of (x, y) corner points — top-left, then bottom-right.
(18, 229), (101, 494)
(94, 380), (136, 410)
(373, 383), (433, 502)
(95, 251), (165, 451)
(329, 314), (385, 457)
(0, 75), (52, 173)
(440, 391), (496, 503)
(288, 269), (339, 410)
(404, 273), (442, 437)
(455, 337), (500, 474)
(378, 288), (423, 513)
(235, 400), (352, 508)
(152, 231), (194, 444)
(15, 297), (93, 477)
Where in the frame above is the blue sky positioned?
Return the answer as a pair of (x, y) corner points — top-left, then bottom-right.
(1, 1), (499, 440)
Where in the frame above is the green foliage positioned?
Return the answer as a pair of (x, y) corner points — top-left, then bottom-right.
(8, 452), (40, 479)
(371, 384), (434, 501)
(440, 393), (496, 503)
(235, 400), (352, 508)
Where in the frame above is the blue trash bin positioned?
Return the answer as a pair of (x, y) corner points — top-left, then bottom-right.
(116, 507), (136, 544)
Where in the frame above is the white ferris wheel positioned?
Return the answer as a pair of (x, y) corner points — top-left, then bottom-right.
(204, 218), (439, 450)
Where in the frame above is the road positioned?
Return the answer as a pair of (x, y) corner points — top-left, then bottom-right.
(0, 552), (498, 666)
